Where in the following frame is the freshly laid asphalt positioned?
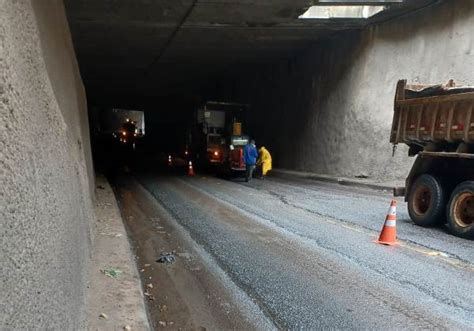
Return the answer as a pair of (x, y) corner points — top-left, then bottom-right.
(130, 172), (473, 329)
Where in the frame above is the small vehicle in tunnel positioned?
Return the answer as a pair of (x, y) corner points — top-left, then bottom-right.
(116, 118), (143, 149)
(94, 108), (145, 150)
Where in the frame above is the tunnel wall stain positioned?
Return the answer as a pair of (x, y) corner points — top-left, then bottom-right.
(219, 0), (474, 181)
(0, 0), (94, 328)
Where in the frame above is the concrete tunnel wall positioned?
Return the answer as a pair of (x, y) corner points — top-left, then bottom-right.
(1, 0), (94, 328)
(217, 0), (474, 181)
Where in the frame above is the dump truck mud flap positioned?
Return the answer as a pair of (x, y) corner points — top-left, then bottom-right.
(393, 187), (406, 197)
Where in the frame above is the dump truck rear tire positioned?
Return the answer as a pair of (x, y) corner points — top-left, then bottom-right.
(408, 174), (446, 227)
(446, 181), (474, 240)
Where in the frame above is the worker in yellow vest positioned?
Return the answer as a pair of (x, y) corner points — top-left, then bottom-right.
(257, 146), (272, 179)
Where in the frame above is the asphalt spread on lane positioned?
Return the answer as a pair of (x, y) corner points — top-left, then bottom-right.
(136, 173), (473, 329)
(114, 176), (275, 330)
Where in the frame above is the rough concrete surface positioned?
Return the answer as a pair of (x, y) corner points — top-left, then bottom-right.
(219, 0), (474, 181)
(1, 0), (94, 328)
(87, 176), (149, 331)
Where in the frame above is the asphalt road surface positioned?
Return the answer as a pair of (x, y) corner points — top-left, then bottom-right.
(115, 171), (473, 329)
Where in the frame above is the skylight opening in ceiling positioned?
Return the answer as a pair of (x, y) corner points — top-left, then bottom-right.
(298, 5), (386, 19)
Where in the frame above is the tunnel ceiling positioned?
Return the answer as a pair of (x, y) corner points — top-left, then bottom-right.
(65, 0), (436, 103)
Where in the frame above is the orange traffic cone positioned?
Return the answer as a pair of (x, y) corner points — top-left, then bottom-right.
(188, 161), (195, 176)
(375, 200), (398, 246)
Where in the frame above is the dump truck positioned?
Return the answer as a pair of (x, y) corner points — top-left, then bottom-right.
(187, 101), (248, 174)
(391, 79), (474, 239)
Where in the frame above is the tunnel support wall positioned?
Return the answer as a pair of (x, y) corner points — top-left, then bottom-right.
(1, 0), (94, 328)
(222, 0), (474, 181)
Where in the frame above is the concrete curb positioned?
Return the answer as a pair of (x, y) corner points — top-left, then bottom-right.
(272, 169), (399, 192)
(87, 175), (151, 330)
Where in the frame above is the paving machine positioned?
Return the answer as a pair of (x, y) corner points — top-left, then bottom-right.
(187, 101), (249, 174)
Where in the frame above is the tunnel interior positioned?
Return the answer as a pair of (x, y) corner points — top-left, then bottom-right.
(4, 1), (474, 328)
(64, 0), (441, 176)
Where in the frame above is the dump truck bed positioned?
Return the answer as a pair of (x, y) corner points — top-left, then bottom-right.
(390, 80), (474, 146)
(390, 80), (474, 240)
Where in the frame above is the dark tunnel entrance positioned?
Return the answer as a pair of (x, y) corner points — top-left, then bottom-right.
(64, 0), (439, 179)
